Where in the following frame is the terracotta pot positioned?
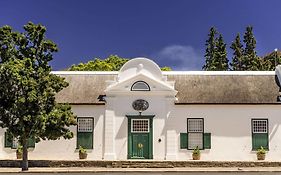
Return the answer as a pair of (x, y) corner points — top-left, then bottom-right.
(257, 153), (265, 160)
(79, 152), (87, 159)
(192, 154), (200, 160)
(16, 151), (22, 159)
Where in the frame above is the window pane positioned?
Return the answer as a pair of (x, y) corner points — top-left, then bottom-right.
(78, 118), (93, 132)
(252, 120), (267, 133)
(252, 133), (268, 150)
(131, 81), (150, 91)
(188, 119), (203, 132)
(77, 132), (93, 149)
(131, 119), (149, 133)
(4, 132), (12, 148)
(12, 138), (18, 149)
(188, 133), (203, 149)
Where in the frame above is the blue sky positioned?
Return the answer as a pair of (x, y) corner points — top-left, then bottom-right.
(1, 0), (281, 70)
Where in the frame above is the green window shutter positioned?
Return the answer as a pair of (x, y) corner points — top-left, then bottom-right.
(77, 132), (93, 149)
(204, 133), (211, 149)
(180, 133), (188, 149)
(4, 132), (12, 148)
(252, 133), (268, 150)
(27, 138), (35, 148)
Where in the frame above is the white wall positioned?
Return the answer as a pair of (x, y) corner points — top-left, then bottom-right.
(0, 105), (105, 160)
(2, 104), (281, 161)
(171, 105), (281, 161)
(107, 94), (281, 161)
(106, 95), (170, 160)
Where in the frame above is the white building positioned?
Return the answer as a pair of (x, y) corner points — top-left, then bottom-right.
(1, 57), (281, 161)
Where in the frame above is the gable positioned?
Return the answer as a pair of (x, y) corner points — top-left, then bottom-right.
(105, 73), (177, 96)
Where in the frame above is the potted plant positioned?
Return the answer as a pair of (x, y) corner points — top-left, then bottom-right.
(257, 146), (266, 160)
(16, 145), (23, 159)
(79, 146), (87, 159)
(192, 146), (201, 160)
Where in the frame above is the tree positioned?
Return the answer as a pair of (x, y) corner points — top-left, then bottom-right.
(260, 50), (281, 71)
(203, 27), (217, 70)
(68, 55), (128, 71)
(230, 33), (244, 70)
(160, 66), (172, 71)
(0, 22), (76, 171)
(68, 55), (172, 71)
(203, 27), (229, 71)
(213, 34), (229, 70)
(242, 26), (261, 70)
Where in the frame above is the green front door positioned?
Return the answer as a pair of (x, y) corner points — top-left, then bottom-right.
(132, 133), (149, 158)
(127, 115), (154, 159)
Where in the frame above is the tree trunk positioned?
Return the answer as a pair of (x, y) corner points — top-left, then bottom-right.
(21, 139), (28, 171)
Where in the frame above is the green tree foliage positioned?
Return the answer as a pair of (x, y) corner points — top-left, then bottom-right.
(68, 55), (128, 71)
(0, 22), (76, 171)
(242, 26), (261, 70)
(213, 34), (228, 70)
(260, 50), (281, 71)
(160, 66), (172, 71)
(203, 27), (229, 70)
(203, 27), (217, 70)
(68, 55), (172, 71)
(230, 26), (265, 70)
(230, 33), (244, 70)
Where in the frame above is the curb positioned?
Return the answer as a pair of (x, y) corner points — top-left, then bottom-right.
(1, 167), (281, 173)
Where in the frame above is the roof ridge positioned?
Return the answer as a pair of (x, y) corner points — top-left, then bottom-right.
(52, 71), (275, 76)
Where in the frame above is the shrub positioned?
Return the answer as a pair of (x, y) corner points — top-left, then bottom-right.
(193, 146), (200, 155)
(79, 146), (87, 154)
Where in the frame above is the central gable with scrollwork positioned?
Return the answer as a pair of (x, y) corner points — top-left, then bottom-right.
(105, 58), (177, 97)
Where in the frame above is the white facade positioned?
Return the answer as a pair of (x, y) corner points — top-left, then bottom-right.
(1, 58), (281, 161)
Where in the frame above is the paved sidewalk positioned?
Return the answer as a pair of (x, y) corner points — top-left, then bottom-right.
(1, 167), (281, 173)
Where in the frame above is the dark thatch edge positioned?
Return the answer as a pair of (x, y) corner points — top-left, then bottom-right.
(175, 103), (281, 105)
(64, 103), (105, 105)
(59, 102), (281, 105)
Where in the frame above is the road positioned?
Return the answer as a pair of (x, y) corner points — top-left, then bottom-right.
(2, 172), (279, 175)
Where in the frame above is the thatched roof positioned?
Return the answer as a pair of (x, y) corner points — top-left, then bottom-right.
(167, 74), (279, 104)
(55, 73), (116, 104)
(55, 72), (280, 104)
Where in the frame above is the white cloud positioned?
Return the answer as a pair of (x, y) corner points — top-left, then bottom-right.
(151, 45), (204, 71)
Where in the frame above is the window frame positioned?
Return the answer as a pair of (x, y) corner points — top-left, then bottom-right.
(187, 118), (204, 150)
(251, 118), (269, 151)
(131, 81), (150, 91)
(77, 117), (94, 149)
(4, 132), (35, 149)
(131, 119), (150, 133)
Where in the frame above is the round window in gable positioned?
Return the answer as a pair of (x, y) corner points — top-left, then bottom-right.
(131, 81), (150, 91)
